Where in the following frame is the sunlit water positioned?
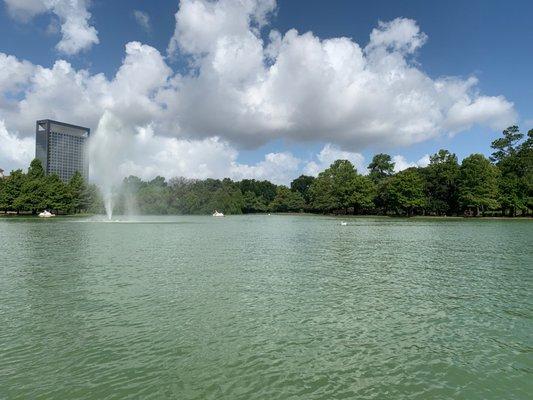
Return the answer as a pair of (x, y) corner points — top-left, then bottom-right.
(1, 215), (531, 399)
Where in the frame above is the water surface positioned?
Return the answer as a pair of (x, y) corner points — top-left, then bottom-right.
(1, 215), (532, 399)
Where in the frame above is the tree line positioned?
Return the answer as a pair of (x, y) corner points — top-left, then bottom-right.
(0, 159), (99, 215)
(1, 126), (531, 217)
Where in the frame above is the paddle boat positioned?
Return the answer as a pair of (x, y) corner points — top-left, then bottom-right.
(38, 210), (55, 218)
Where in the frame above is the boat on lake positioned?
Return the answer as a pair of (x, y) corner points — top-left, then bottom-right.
(212, 210), (224, 217)
(38, 210), (55, 218)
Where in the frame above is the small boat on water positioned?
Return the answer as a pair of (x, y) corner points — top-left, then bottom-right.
(38, 210), (55, 218)
(212, 210), (224, 217)
(340, 221), (347, 226)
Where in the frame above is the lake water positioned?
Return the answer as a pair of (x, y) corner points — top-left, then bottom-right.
(1, 215), (532, 399)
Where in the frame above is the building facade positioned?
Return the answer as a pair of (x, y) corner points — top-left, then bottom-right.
(35, 119), (90, 182)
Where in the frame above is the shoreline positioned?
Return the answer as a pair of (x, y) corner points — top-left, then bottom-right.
(1, 212), (530, 220)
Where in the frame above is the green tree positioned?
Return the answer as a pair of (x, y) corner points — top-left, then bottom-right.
(85, 184), (105, 214)
(309, 170), (337, 212)
(207, 179), (244, 215)
(310, 160), (358, 213)
(290, 175), (315, 204)
(15, 177), (46, 214)
(368, 153), (395, 183)
(424, 149), (460, 215)
(242, 191), (268, 213)
(13, 159), (48, 214)
(1, 170), (25, 213)
(237, 179), (277, 204)
(68, 171), (87, 213)
(350, 175), (376, 214)
(270, 186), (305, 212)
(0, 176), (5, 212)
(490, 126), (531, 216)
(44, 174), (71, 213)
(518, 129), (533, 214)
(382, 168), (427, 216)
(27, 159), (45, 180)
(136, 176), (170, 214)
(490, 126), (522, 163)
(458, 154), (499, 216)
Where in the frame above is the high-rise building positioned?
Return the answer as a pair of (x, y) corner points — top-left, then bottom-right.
(35, 119), (90, 182)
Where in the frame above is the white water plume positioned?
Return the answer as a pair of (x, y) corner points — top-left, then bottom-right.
(89, 111), (132, 219)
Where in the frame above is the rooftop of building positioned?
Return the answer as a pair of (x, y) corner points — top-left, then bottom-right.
(37, 119), (90, 133)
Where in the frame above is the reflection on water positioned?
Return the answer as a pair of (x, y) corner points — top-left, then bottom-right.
(0, 215), (532, 399)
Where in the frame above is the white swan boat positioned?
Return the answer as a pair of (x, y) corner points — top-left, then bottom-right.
(38, 210), (55, 218)
(212, 210), (224, 217)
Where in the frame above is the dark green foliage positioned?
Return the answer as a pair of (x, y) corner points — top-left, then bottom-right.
(44, 174), (71, 213)
(310, 160), (355, 212)
(490, 127), (532, 216)
(68, 171), (87, 213)
(381, 168), (427, 216)
(290, 175), (315, 203)
(242, 191), (268, 213)
(270, 186), (305, 212)
(309, 159), (375, 214)
(351, 175), (376, 214)
(0, 159), (88, 215)
(236, 179), (277, 212)
(27, 159), (45, 180)
(1, 170), (26, 213)
(368, 153), (395, 183)
(458, 154), (500, 215)
(424, 150), (460, 215)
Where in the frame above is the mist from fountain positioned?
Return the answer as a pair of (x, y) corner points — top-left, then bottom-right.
(88, 111), (131, 221)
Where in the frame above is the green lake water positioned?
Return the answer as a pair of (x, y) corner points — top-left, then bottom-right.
(0, 215), (532, 399)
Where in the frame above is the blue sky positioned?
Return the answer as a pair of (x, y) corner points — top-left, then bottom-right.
(0, 0), (531, 182)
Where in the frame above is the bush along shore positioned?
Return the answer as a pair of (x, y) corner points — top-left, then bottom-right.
(1, 126), (531, 217)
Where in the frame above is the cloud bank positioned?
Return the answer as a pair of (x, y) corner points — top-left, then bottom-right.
(0, 0), (517, 183)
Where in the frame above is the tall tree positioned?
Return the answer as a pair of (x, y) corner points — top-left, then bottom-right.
(490, 126), (531, 216)
(350, 175), (376, 214)
(381, 168), (427, 216)
(68, 171), (87, 213)
(0, 176), (5, 212)
(15, 177), (46, 214)
(27, 159), (45, 180)
(458, 154), (499, 216)
(424, 149), (460, 215)
(290, 175), (315, 205)
(490, 126), (523, 163)
(310, 160), (359, 213)
(368, 153), (395, 183)
(1, 170), (25, 213)
(44, 174), (71, 213)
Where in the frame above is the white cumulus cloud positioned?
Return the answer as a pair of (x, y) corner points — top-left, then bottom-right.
(0, 120), (34, 171)
(392, 154), (430, 172)
(4, 0), (99, 55)
(0, 0), (518, 184)
(304, 144), (366, 176)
